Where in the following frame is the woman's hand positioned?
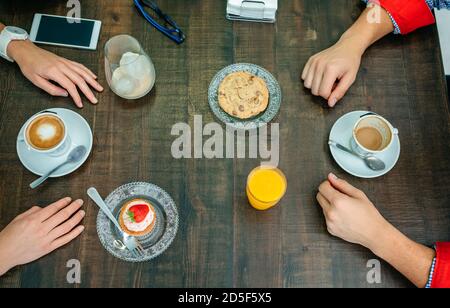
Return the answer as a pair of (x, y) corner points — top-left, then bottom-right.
(316, 173), (389, 249)
(316, 173), (436, 288)
(301, 35), (364, 107)
(7, 40), (103, 108)
(0, 197), (85, 276)
(302, 5), (395, 107)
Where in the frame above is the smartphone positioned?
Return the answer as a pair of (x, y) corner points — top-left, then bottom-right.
(29, 13), (101, 50)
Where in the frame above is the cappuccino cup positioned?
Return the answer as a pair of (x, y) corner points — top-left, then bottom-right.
(351, 113), (398, 156)
(22, 111), (71, 157)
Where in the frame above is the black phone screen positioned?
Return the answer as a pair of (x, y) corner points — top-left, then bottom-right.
(35, 15), (95, 47)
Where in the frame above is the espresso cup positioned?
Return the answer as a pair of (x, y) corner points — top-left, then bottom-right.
(350, 113), (398, 156)
(22, 111), (72, 157)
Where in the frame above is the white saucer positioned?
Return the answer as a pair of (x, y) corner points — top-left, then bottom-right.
(16, 108), (93, 177)
(329, 111), (400, 179)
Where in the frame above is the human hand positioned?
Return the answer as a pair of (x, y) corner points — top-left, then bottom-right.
(0, 197), (85, 276)
(301, 35), (364, 107)
(317, 173), (436, 288)
(7, 40), (103, 108)
(301, 4), (395, 107)
(316, 173), (390, 249)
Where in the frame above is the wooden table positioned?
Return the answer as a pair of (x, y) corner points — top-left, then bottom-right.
(0, 0), (449, 288)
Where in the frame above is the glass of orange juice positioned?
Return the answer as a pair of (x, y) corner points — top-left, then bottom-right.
(246, 166), (287, 210)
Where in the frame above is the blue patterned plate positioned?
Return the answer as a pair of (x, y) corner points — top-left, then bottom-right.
(96, 182), (179, 262)
(208, 63), (282, 130)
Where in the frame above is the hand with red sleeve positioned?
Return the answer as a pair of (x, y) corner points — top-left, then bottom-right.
(302, 0), (436, 107)
(316, 173), (450, 288)
(302, 4), (394, 107)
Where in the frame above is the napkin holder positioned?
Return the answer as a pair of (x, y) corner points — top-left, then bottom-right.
(226, 0), (277, 23)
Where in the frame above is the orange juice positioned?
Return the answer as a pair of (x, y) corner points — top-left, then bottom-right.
(246, 167), (287, 210)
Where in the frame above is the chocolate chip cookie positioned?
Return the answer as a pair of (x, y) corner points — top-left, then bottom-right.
(218, 72), (269, 119)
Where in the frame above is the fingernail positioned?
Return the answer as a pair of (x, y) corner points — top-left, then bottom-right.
(92, 97), (98, 104)
(329, 98), (337, 107)
(79, 226), (85, 232)
(77, 199), (84, 205)
(329, 173), (338, 180)
(80, 210), (86, 217)
(60, 92), (69, 97)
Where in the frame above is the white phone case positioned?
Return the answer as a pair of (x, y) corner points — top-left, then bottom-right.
(29, 13), (101, 50)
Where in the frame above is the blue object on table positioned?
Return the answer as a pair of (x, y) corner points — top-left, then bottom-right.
(133, 0), (186, 44)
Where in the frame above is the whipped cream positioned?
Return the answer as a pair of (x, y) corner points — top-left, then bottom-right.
(122, 200), (155, 232)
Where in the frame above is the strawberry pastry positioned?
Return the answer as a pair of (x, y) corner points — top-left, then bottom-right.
(119, 199), (156, 236)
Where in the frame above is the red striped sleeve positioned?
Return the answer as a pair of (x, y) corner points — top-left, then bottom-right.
(372, 0), (436, 34)
(431, 242), (450, 288)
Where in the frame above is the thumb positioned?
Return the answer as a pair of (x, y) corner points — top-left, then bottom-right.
(328, 73), (355, 107)
(328, 173), (364, 198)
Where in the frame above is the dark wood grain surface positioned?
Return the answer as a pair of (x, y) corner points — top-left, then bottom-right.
(0, 0), (449, 288)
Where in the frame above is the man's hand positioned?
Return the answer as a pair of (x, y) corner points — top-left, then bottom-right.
(7, 40), (103, 108)
(0, 198), (85, 276)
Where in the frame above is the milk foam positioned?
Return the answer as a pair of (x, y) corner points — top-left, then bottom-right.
(37, 123), (57, 141)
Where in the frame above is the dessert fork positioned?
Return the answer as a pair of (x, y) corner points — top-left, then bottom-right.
(87, 187), (145, 258)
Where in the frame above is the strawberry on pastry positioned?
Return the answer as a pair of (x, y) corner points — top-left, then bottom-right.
(127, 204), (150, 223)
(119, 199), (156, 236)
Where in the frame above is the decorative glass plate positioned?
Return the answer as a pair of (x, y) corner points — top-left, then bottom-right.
(96, 182), (179, 262)
(208, 63), (282, 130)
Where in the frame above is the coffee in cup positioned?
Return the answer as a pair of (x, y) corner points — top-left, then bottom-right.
(26, 114), (65, 151)
(22, 112), (71, 157)
(355, 126), (384, 151)
(351, 113), (398, 155)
